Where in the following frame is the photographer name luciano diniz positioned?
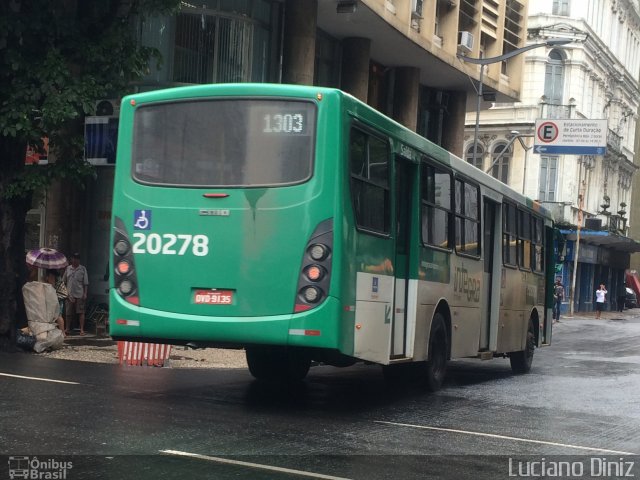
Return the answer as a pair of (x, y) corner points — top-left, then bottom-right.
(508, 457), (636, 477)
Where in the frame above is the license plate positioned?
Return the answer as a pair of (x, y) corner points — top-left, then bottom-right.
(194, 289), (233, 305)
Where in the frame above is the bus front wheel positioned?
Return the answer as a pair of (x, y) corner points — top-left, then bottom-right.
(510, 318), (535, 374)
(425, 313), (448, 391)
(245, 346), (311, 382)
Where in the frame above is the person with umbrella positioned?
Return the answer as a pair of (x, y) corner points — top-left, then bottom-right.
(23, 248), (68, 352)
(63, 252), (89, 335)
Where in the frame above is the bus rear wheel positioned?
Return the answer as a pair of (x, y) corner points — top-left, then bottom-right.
(424, 313), (448, 392)
(245, 346), (311, 382)
(510, 318), (535, 374)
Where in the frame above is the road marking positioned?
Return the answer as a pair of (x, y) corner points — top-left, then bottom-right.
(0, 372), (80, 385)
(375, 421), (637, 456)
(160, 449), (352, 480)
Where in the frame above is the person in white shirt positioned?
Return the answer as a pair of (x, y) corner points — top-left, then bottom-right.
(595, 283), (607, 319)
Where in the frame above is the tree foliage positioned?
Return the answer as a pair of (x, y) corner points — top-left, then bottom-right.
(1, 0), (180, 194)
(0, 0), (181, 348)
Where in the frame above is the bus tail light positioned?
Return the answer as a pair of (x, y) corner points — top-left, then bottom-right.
(294, 219), (333, 312)
(112, 217), (139, 305)
(304, 265), (324, 282)
(116, 260), (131, 275)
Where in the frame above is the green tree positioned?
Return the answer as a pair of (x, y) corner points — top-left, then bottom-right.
(0, 0), (180, 350)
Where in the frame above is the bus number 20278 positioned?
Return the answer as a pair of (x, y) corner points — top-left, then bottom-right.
(131, 233), (209, 256)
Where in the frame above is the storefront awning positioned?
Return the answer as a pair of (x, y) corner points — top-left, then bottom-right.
(559, 229), (640, 253)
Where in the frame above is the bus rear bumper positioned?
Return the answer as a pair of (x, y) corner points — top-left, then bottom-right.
(108, 292), (343, 350)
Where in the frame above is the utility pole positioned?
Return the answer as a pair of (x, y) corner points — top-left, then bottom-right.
(569, 179), (586, 316)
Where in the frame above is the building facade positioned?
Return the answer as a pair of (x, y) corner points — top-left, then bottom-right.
(28, 0), (533, 303)
(466, 0), (640, 313)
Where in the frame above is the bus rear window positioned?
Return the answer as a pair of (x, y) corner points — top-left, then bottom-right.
(131, 99), (316, 187)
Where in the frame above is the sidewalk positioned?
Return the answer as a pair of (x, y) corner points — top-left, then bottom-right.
(39, 330), (247, 369)
(555, 306), (640, 322)
(35, 308), (640, 368)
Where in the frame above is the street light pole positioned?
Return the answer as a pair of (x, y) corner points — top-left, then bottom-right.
(515, 134), (533, 194)
(472, 57), (485, 167)
(459, 38), (572, 170)
(483, 131), (533, 183)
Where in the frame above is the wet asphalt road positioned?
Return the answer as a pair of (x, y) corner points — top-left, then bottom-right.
(1, 314), (640, 479)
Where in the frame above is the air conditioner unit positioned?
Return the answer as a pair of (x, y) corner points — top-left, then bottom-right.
(585, 218), (603, 230)
(458, 31), (474, 53)
(94, 99), (120, 117)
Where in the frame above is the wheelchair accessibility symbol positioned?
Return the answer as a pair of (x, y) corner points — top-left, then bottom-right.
(134, 210), (152, 230)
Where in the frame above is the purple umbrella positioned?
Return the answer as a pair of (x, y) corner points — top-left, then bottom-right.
(25, 248), (68, 269)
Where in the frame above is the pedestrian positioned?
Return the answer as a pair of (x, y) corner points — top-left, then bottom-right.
(45, 270), (66, 335)
(595, 283), (607, 319)
(553, 277), (564, 323)
(22, 267), (65, 353)
(64, 252), (89, 335)
(54, 268), (68, 316)
(617, 282), (626, 312)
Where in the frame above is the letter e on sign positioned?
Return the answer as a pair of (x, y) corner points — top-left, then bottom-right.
(537, 121), (559, 143)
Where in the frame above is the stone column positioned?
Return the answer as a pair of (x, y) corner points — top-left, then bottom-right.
(282, 0), (317, 85)
(392, 67), (420, 132)
(341, 37), (371, 102)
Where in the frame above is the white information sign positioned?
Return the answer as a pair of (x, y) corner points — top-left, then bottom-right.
(534, 119), (608, 155)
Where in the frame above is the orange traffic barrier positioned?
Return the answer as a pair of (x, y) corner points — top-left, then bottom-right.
(117, 341), (172, 367)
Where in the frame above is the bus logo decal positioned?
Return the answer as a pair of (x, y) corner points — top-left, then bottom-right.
(134, 210), (151, 230)
(454, 267), (481, 302)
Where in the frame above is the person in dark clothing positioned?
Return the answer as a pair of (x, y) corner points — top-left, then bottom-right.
(617, 282), (626, 312)
(553, 277), (564, 323)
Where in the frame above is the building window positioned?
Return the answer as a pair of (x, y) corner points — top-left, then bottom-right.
(170, 1), (276, 85)
(315, 30), (341, 87)
(490, 142), (511, 184)
(465, 143), (484, 170)
(544, 49), (565, 105)
(418, 88), (449, 146)
(538, 156), (558, 201)
(349, 128), (390, 234)
(552, 0), (570, 16)
(412, 0), (423, 17)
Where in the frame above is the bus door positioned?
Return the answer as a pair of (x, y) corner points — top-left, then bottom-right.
(391, 157), (417, 359)
(481, 198), (501, 351)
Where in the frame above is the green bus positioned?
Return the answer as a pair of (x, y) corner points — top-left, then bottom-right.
(109, 83), (554, 389)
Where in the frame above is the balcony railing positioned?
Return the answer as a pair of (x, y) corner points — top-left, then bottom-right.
(608, 214), (627, 235)
(539, 103), (572, 119)
(607, 129), (622, 154)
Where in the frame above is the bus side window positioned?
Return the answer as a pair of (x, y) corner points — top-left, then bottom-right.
(532, 216), (544, 272)
(421, 163), (451, 249)
(349, 127), (390, 234)
(454, 178), (480, 256)
(503, 203), (517, 266)
(518, 209), (532, 270)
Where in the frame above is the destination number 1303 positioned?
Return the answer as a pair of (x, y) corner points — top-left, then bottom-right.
(263, 113), (304, 133)
(132, 233), (209, 256)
